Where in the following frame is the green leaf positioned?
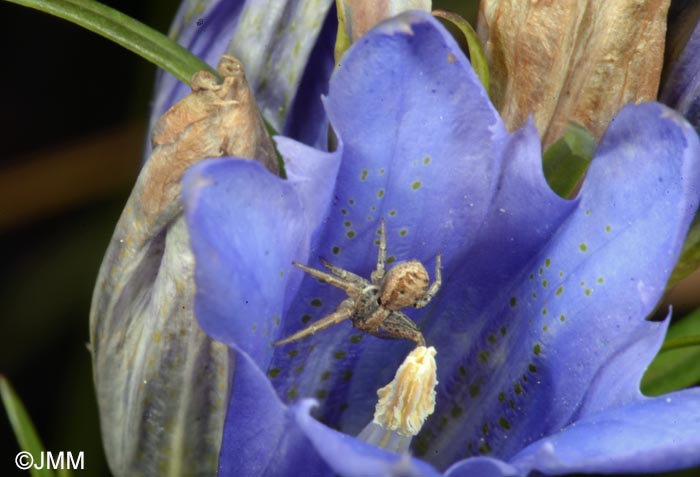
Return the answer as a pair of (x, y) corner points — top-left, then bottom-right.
(433, 10), (489, 94)
(5, 0), (215, 84)
(542, 122), (596, 198)
(0, 375), (58, 477)
(642, 309), (700, 396)
(668, 220), (700, 288)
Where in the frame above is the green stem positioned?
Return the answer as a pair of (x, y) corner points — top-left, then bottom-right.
(5, 0), (216, 83)
(660, 335), (700, 352)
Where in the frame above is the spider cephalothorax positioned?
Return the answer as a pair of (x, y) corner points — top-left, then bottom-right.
(275, 220), (442, 347)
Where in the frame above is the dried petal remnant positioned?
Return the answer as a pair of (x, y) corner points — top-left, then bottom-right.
(142, 55), (278, 217)
(479, 0), (670, 147)
(373, 346), (438, 436)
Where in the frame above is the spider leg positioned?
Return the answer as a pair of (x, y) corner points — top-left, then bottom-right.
(414, 253), (442, 309)
(371, 218), (387, 285)
(374, 310), (425, 346)
(293, 261), (360, 295)
(274, 301), (353, 346)
(320, 258), (369, 288)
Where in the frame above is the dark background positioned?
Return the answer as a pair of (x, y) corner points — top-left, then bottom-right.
(0, 1), (697, 476)
(0, 1), (180, 475)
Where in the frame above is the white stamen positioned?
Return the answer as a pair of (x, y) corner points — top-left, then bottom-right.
(357, 346), (438, 453)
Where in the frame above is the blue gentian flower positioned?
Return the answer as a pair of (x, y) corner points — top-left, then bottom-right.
(181, 11), (700, 476)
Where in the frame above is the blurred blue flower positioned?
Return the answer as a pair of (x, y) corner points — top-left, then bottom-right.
(661, 15), (700, 133)
(182, 11), (700, 477)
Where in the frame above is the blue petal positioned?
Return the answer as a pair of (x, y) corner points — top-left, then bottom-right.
(509, 388), (700, 475)
(218, 349), (331, 476)
(182, 147), (340, 365)
(219, 345), (442, 477)
(293, 400), (443, 477)
(265, 10), (510, 434)
(444, 456), (520, 477)
(419, 103), (700, 467)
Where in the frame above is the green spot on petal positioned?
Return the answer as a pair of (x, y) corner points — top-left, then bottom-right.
(288, 349), (299, 358)
(287, 386), (298, 400)
(545, 258), (551, 267)
(469, 384), (480, 397)
(560, 314), (566, 322)
(423, 156), (431, 165)
(348, 199), (355, 205)
(377, 189), (385, 198)
(498, 417), (511, 430)
(605, 225), (612, 232)
(311, 299), (322, 307)
(541, 309), (547, 316)
(315, 389), (327, 399)
(268, 368), (281, 378)
(597, 277), (604, 284)
(341, 208), (348, 215)
(333, 351), (346, 359)
(498, 391), (505, 402)
(459, 365), (467, 377)
(514, 383), (523, 395)
(579, 243), (588, 252)
(451, 406), (463, 417)
(320, 371), (331, 381)
(412, 181), (422, 190)
(585, 288), (592, 296)
(347, 230), (356, 239)
(332, 246), (340, 255)
(361, 169), (368, 180)
(500, 326), (507, 336)
(479, 351), (490, 363)
(386, 256), (396, 264)
(294, 365), (304, 375)
(533, 343), (542, 355)
(555, 286), (564, 296)
(342, 370), (353, 381)
(400, 228), (408, 237)
(510, 297), (517, 308)
(389, 210), (397, 216)
(487, 334), (497, 345)
(301, 314), (312, 323)
(542, 280), (548, 287)
(479, 442), (491, 455)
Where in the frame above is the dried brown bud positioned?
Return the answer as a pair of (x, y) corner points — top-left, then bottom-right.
(338, 0), (431, 43)
(141, 55), (278, 218)
(478, 0), (670, 148)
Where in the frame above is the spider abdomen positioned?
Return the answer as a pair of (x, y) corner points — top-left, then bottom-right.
(380, 260), (429, 310)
